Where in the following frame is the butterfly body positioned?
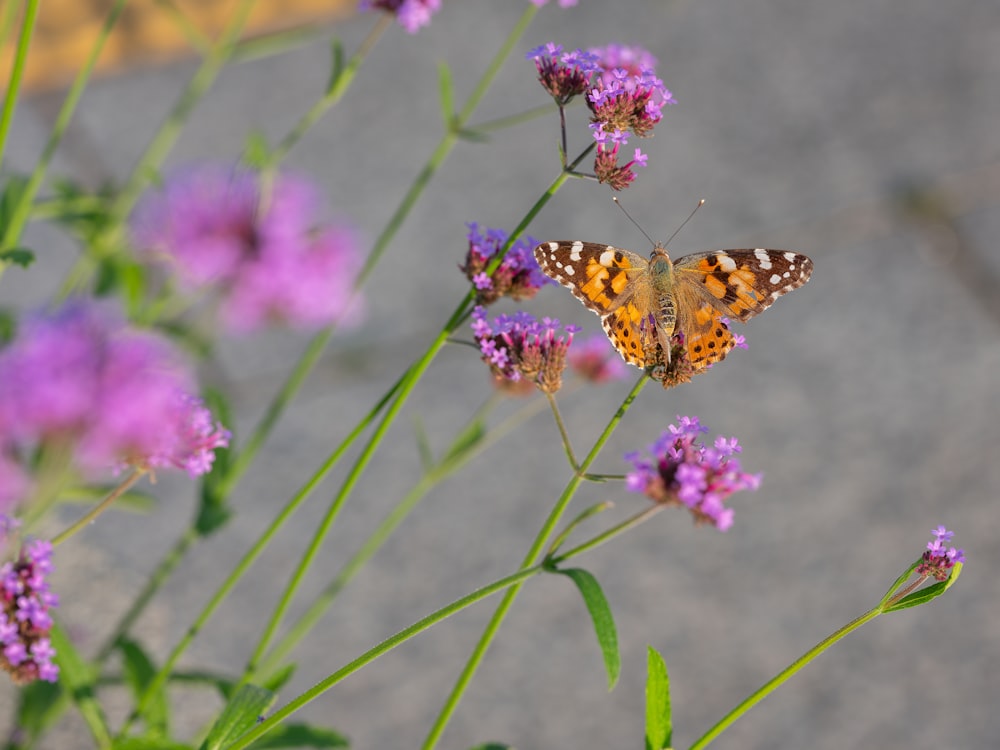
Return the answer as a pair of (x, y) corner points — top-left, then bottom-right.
(533, 240), (813, 372)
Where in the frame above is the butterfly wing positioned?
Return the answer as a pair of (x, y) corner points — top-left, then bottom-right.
(534, 241), (654, 367)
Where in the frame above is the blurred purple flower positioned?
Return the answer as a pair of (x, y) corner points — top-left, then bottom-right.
(1, 534), (58, 685)
(568, 332), (629, 383)
(361, 0), (441, 33)
(460, 223), (551, 305)
(131, 165), (363, 335)
(625, 417), (761, 531)
(0, 301), (228, 482)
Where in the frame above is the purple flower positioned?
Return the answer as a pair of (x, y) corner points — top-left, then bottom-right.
(0, 300), (229, 481)
(0, 535), (58, 685)
(530, 0), (578, 6)
(131, 165), (364, 335)
(568, 333), (629, 383)
(917, 527), (965, 581)
(361, 0), (441, 33)
(471, 307), (580, 394)
(460, 223), (552, 305)
(624, 417), (761, 531)
(527, 44), (601, 105)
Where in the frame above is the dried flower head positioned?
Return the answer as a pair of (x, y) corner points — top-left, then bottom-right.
(461, 223), (551, 305)
(625, 417), (761, 531)
(131, 165), (363, 335)
(1, 534), (58, 685)
(917, 526), (965, 581)
(471, 307), (580, 394)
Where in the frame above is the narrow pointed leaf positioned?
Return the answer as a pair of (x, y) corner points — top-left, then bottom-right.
(259, 663), (297, 693)
(114, 738), (194, 750)
(120, 638), (170, 736)
(557, 568), (620, 689)
(200, 684), (276, 750)
(645, 646), (672, 750)
(440, 418), (486, 467)
(0, 247), (34, 267)
(51, 622), (112, 747)
(885, 563), (962, 612)
(326, 39), (345, 94)
(438, 62), (454, 127)
(13, 679), (68, 746)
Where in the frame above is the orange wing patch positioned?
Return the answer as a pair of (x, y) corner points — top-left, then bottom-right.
(682, 302), (736, 369)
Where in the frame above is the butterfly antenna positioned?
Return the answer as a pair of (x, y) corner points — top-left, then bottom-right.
(612, 196), (657, 249)
(663, 199), (706, 247)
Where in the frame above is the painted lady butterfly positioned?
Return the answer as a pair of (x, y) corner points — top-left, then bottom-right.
(533, 241), (813, 375)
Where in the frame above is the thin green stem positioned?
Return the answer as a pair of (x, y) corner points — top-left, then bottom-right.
(0, 0), (37, 175)
(468, 102), (556, 134)
(50, 468), (147, 547)
(252, 392), (549, 679)
(549, 503), (664, 566)
(357, 4), (539, 286)
(226, 565), (545, 750)
(421, 373), (650, 750)
(95, 526), (199, 662)
(117, 367), (402, 736)
(152, 0), (211, 55)
(689, 605), (883, 750)
(545, 392), (578, 470)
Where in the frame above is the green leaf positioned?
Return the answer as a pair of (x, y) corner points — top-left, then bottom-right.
(645, 646), (672, 750)
(196, 388), (235, 537)
(259, 663), (297, 694)
(51, 622), (113, 747)
(246, 723), (349, 748)
(0, 307), (19, 344)
(467, 744), (515, 750)
(13, 678), (69, 746)
(886, 562), (963, 612)
(326, 38), (345, 94)
(556, 568), (620, 689)
(438, 62), (454, 128)
(0, 246), (35, 267)
(114, 738), (194, 750)
(0, 174), (29, 227)
(200, 684), (276, 750)
(454, 128), (491, 143)
(242, 131), (271, 171)
(120, 639), (170, 736)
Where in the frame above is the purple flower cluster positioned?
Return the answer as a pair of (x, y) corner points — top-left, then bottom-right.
(568, 332), (629, 383)
(918, 526), (965, 581)
(471, 307), (580, 394)
(361, 0), (441, 33)
(131, 165), (363, 335)
(460, 223), (551, 305)
(528, 43), (673, 190)
(1, 533), (58, 685)
(0, 301), (229, 505)
(624, 416), (761, 531)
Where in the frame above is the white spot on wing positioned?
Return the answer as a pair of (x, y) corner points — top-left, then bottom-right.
(783, 251), (798, 261)
(563, 265), (575, 276)
(569, 241), (584, 261)
(754, 248), (772, 270)
(717, 254), (737, 272)
(769, 273), (782, 285)
(598, 247), (616, 266)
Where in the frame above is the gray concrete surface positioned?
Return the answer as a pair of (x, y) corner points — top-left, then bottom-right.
(2, 0), (999, 748)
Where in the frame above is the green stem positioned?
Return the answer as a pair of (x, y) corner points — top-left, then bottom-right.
(0, 0), (37, 176)
(95, 526), (199, 662)
(117, 367), (403, 736)
(545, 392), (578, 470)
(252, 392), (548, 679)
(421, 374), (650, 750)
(50, 468), (147, 547)
(226, 565), (545, 750)
(549, 503), (664, 566)
(357, 4), (539, 286)
(689, 603), (882, 750)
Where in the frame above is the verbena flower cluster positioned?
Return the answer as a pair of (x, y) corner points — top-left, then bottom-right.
(567, 332), (630, 383)
(527, 42), (675, 189)
(0, 529), (58, 685)
(0, 301), (230, 506)
(131, 165), (363, 335)
(625, 416), (761, 531)
(461, 223), (551, 305)
(918, 526), (965, 581)
(471, 307), (579, 394)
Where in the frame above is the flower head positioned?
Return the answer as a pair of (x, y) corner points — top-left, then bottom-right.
(526, 44), (601, 105)
(361, 0), (441, 33)
(471, 307), (580, 394)
(625, 417), (761, 531)
(917, 526), (965, 581)
(1, 534), (58, 684)
(460, 223), (551, 305)
(587, 44), (674, 139)
(0, 300), (229, 484)
(131, 165), (363, 335)
(568, 333), (629, 383)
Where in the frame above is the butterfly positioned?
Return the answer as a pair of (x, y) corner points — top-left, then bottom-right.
(533, 241), (813, 375)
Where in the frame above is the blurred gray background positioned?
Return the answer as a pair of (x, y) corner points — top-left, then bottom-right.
(2, 0), (999, 748)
